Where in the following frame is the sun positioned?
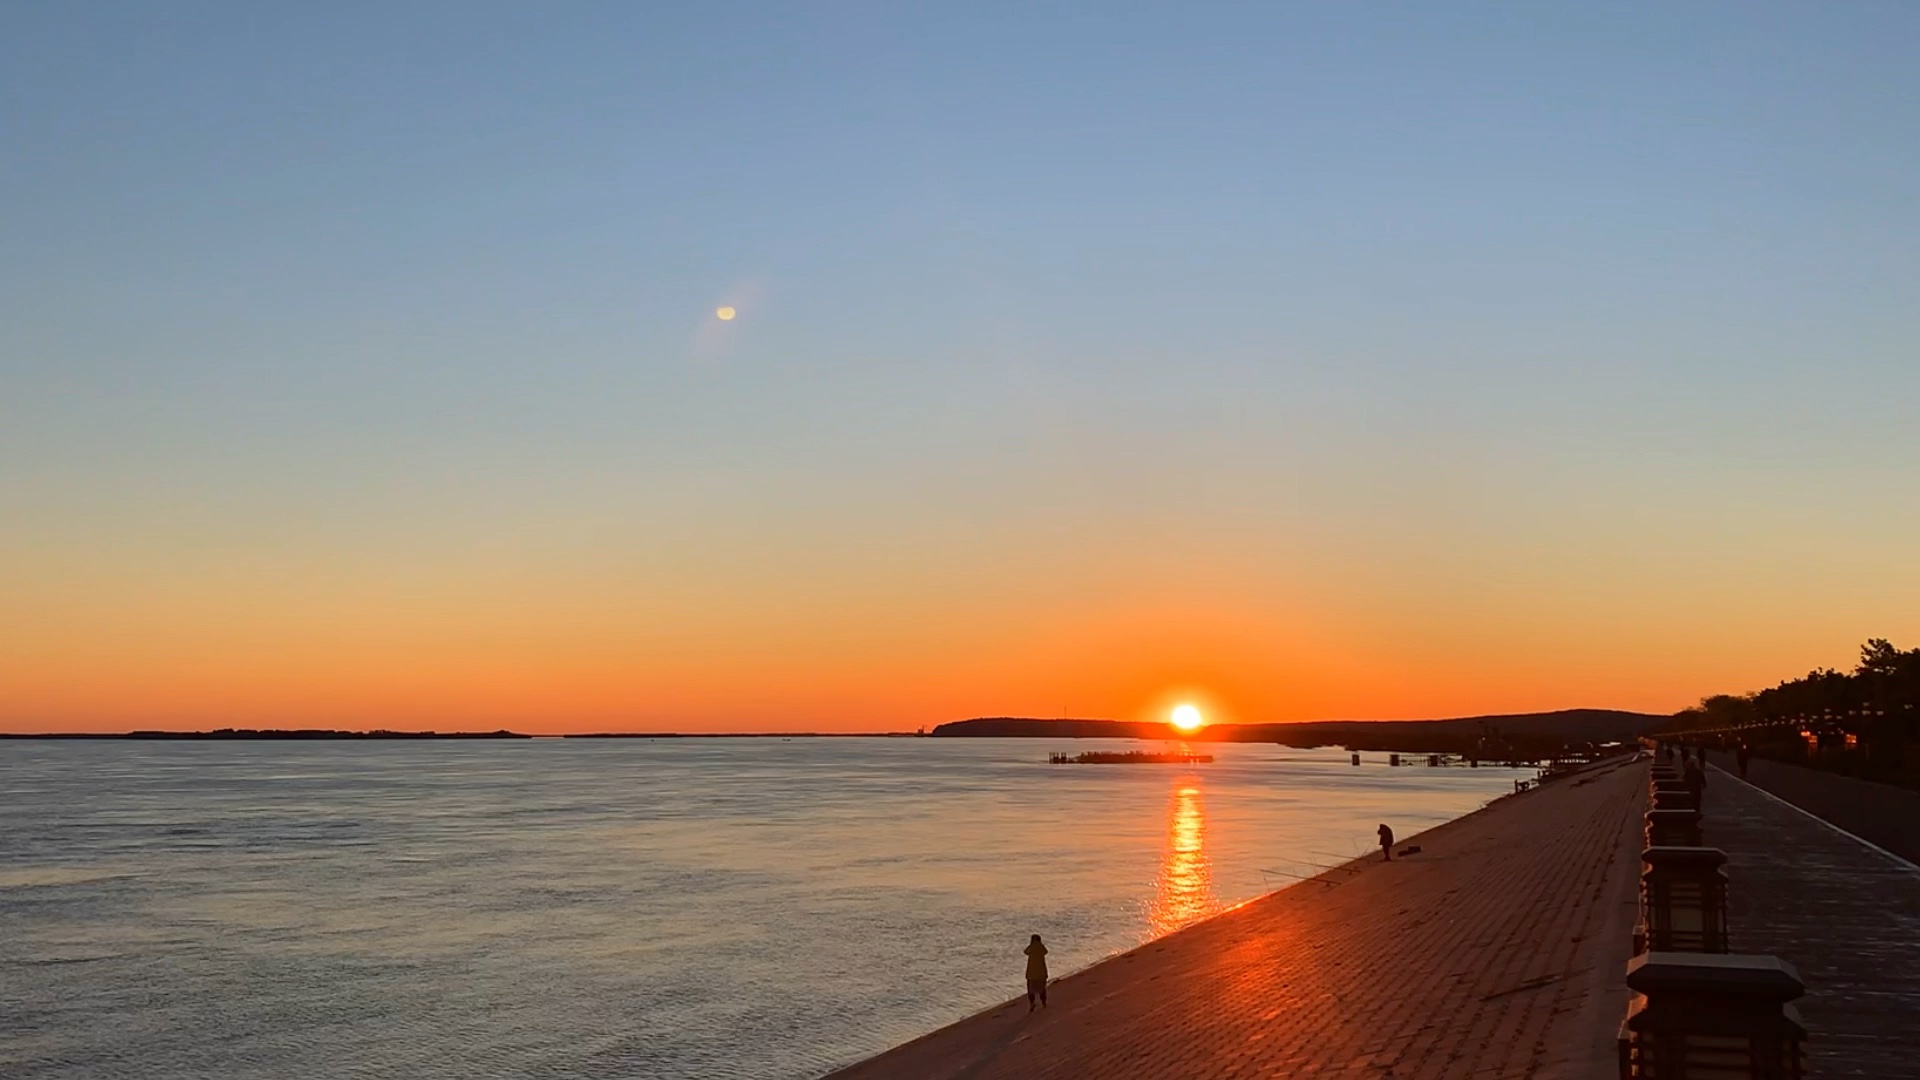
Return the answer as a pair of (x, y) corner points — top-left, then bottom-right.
(1170, 704), (1205, 732)
(715, 306), (736, 321)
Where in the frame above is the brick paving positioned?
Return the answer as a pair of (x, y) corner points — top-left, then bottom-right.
(827, 758), (1647, 1080)
(1702, 765), (1920, 1080)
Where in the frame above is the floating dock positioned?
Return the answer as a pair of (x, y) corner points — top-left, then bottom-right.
(1046, 751), (1214, 765)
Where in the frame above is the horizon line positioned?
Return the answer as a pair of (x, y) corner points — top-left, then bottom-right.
(0, 707), (1671, 740)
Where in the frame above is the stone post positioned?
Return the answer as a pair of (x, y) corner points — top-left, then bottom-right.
(1640, 847), (1730, 954)
(1618, 953), (1805, 1079)
(1646, 808), (1703, 848)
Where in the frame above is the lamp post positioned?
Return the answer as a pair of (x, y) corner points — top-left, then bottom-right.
(1618, 953), (1805, 1079)
(1641, 847), (1730, 953)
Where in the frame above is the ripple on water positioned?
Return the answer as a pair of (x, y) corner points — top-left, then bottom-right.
(0, 739), (1530, 1079)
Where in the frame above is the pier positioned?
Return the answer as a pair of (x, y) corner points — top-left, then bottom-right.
(827, 753), (1920, 1079)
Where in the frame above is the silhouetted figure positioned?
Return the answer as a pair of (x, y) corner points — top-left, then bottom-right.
(1024, 934), (1048, 1011)
(1378, 823), (1394, 862)
(1736, 743), (1751, 779)
(1684, 756), (1706, 810)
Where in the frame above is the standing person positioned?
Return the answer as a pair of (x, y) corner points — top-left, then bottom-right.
(1024, 934), (1048, 1011)
(1736, 743), (1752, 779)
(1378, 823), (1395, 862)
(1684, 754), (1706, 810)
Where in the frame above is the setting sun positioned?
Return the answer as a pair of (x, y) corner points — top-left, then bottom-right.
(715, 306), (736, 320)
(1170, 703), (1205, 732)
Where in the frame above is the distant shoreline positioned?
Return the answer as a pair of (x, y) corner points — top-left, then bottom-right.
(0, 729), (537, 740)
(0, 709), (1666, 746)
(0, 729), (918, 740)
(931, 710), (1665, 755)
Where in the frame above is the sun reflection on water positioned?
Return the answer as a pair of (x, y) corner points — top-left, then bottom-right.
(1147, 777), (1221, 939)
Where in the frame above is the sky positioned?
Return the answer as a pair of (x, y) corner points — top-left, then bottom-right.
(3, 2), (1918, 733)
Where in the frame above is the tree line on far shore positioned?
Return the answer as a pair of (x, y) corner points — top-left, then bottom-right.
(1661, 638), (1920, 786)
(1664, 638), (1920, 732)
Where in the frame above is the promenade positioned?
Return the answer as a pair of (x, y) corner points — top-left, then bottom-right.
(1703, 764), (1920, 1078)
(829, 758), (1648, 1080)
(1705, 748), (1920, 865)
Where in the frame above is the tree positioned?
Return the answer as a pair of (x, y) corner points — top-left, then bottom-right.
(1858, 638), (1904, 678)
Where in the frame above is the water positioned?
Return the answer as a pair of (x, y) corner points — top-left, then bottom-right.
(0, 738), (1528, 1079)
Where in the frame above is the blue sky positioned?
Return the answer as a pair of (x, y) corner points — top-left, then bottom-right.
(4, 2), (1918, 728)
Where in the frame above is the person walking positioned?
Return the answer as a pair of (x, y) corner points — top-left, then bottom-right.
(1378, 823), (1395, 862)
(1736, 743), (1751, 779)
(1024, 934), (1048, 1011)
(1684, 754), (1706, 810)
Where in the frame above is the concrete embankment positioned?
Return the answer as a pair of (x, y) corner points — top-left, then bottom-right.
(828, 756), (1648, 1080)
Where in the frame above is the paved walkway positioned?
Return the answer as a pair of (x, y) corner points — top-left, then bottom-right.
(1703, 766), (1920, 1080)
(1705, 749), (1920, 865)
(828, 758), (1648, 1080)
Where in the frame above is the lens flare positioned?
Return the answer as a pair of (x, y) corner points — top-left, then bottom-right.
(715, 306), (736, 321)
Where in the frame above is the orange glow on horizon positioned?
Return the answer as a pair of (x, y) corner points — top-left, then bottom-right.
(0, 538), (1888, 734)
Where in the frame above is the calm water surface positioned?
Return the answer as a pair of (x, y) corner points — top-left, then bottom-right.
(0, 738), (1527, 1078)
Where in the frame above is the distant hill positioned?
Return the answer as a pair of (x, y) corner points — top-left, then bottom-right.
(931, 709), (1667, 755)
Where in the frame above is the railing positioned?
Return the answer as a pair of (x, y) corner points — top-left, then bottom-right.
(1618, 744), (1807, 1078)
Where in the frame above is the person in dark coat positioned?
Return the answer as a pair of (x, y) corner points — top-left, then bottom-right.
(1684, 755), (1706, 809)
(1024, 934), (1048, 1011)
(1736, 743), (1751, 779)
(1378, 823), (1395, 862)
